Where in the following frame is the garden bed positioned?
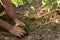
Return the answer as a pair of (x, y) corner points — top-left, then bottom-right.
(0, 0), (60, 40)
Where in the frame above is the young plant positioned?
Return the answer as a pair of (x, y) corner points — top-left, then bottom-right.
(42, 0), (49, 6)
(24, 10), (29, 19)
(10, 0), (25, 7)
(10, 0), (17, 4)
(43, 0), (49, 4)
(52, 2), (58, 8)
(44, 5), (50, 12)
(24, 23), (30, 29)
(15, 23), (30, 30)
(42, 0), (50, 12)
(15, 24), (21, 27)
(18, 0), (25, 4)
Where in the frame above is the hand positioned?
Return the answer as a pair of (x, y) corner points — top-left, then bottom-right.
(9, 26), (26, 37)
(14, 19), (25, 26)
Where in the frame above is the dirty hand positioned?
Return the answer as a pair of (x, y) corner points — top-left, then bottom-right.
(9, 26), (26, 37)
(15, 19), (25, 26)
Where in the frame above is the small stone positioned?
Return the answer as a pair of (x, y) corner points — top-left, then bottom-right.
(31, 6), (35, 10)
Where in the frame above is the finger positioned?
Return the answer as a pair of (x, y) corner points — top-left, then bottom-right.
(19, 32), (24, 36)
(20, 30), (26, 34)
(18, 28), (26, 34)
(15, 34), (21, 38)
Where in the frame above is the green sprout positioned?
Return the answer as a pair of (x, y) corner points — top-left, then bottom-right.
(43, 0), (49, 4)
(10, 0), (17, 4)
(10, 0), (25, 5)
(15, 24), (21, 27)
(15, 23), (30, 30)
(24, 23), (30, 29)
(42, 0), (50, 12)
(24, 10), (29, 18)
(52, 2), (58, 8)
(18, 0), (25, 4)
(44, 5), (49, 12)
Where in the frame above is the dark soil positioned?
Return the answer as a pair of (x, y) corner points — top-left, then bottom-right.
(0, 0), (60, 40)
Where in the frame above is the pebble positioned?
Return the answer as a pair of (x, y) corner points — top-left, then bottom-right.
(31, 6), (35, 10)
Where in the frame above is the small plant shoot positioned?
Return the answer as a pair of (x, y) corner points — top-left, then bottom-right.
(24, 23), (30, 29)
(16, 23), (30, 30)
(31, 6), (35, 10)
(44, 5), (49, 12)
(18, 0), (25, 4)
(15, 24), (21, 27)
(10, 0), (25, 4)
(43, 0), (49, 4)
(52, 2), (58, 8)
(42, 0), (50, 12)
(24, 10), (29, 18)
(10, 0), (17, 4)
(10, 0), (25, 7)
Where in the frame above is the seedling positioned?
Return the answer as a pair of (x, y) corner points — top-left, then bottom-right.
(10, 0), (17, 4)
(42, 0), (50, 12)
(15, 23), (30, 30)
(24, 23), (30, 29)
(43, 0), (49, 4)
(24, 10), (29, 19)
(10, 0), (25, 7)
(44, 5), (50, 12)
(18, 0), (25, 3)
(15, 24), (21, 27)
(52, 2), (58, 8)
(31, 6), (35, 10)
(42, 0), (49, 6)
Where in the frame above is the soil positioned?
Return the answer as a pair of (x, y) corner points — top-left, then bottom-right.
(0, 0), (60, 40)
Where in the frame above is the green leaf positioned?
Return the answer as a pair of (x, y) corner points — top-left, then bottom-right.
(24, 10), (29, 18)
(15, 23), (30, 30)
(43, 0), (49, 4)
(15, 24), (21, 27)
(10, 0), (25, 4)
(24, 23), (30, 29)
(45, 6), (49, 11)
(52, 2), (58, 8)
(18, 0), (24, 4)
(10, 0), (17, 4)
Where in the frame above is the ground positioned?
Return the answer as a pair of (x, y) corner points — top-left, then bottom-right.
(0, 0), (60, 40)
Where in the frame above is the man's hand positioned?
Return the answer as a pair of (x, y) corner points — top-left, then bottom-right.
(14, 19), (25, 26)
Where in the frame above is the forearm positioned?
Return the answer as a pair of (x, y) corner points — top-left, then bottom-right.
(0, 19), (12, 31)
(0, 0), (19, 22)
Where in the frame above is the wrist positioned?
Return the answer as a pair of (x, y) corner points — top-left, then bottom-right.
(14, 19), (19, 23)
